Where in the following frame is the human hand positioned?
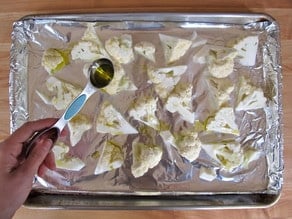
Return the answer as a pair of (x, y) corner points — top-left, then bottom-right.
(0, 119), (57, 219)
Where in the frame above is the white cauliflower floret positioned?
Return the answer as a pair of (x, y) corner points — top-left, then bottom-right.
(202, 142), (261, 172)
(94, 140), (124, 175)
(199, 166), (217, 182)
(129, 96), (160, 130)
(230, 36), (259, 66)
(134, 41), (156, 62)
(147, 65), (187, 99)
(159, 34), (192, 64)
(202, 142), (243, 172)
(207, 47), (238, 78)
(193, 45), (237, 69)
(206, 107), (239, 136)
(71, 41), (105, 61)
(102, 64), (137, 95)
(208, 77), (234, 107)
(131, 139), (163, 178)
(174, 131), (202, 162)
(165, 83), (195, 124)
(96, 101), (138, 135)
(52, 142), (85, 171)
(235, 77), (266, 111)
(68, 114), (92, 146)
(236, 89), (266, 111)
(105, 34), (134, 64)
(71, 23), (109, 61)
(160, 129), (202, 162)
(82, 23), (102, 43)
(42, 48), (69, 74)
(36, 77), (81, 110)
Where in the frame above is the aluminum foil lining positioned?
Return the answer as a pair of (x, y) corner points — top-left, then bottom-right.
(9, 13), (283, 196)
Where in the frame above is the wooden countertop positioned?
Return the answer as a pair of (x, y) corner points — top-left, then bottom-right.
(0, 0), (291, 218)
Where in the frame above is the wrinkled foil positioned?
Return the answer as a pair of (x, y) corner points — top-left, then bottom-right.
(10, 13), (283, 197)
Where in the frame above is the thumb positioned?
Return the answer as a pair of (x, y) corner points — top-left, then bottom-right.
(19, 139), (53, 177)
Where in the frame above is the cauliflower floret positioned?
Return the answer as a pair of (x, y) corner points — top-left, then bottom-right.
(82, 23), (103, 43)
(134, 41), (156, 62)
(208, 77), (234, 107)
(174, 131), (202, 162)
(52, 142), (85, 171)
(105, 34), (134, 64)
(68, 114), (92, 146)
(202, 142), (243, 172)
(207, 47), (238, 78)
(71, 23), (109, 61)
(129, 96), (160, 130)
(206, 107), (239, 136)
(159, 34), (192, 64)
(94, 140), (124, 175)
(71, 41), (105, 61)
(235, 77), (266, 111)
(236, 89), (266, 111)
(36, 77), (81, 110)
(131, 139), (163, 178)
(160, 129), (202, 162)
(193, 45), (237, 69)
(165, 83), (195, 124)
(96, 101), (138, 135)
(199, 166), (217, 182)
(102, 64), (137, 95)
(230, 36), (259, 66)
(202, 142), (261, 172)
(42, 48), (69, 74)
(147, 65), (187, 99)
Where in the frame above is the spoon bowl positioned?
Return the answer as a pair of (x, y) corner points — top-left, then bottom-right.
(89, 58), (114, 88)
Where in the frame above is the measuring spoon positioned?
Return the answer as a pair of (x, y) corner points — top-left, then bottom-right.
(19, 58), (114, 159)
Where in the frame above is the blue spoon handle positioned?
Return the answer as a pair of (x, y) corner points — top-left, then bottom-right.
(64, 93), (87, 121)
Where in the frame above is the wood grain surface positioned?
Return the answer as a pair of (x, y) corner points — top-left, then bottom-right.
(0, 0), (291, 218)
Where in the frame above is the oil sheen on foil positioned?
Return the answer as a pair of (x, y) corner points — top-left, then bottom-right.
(9, 14), (283, 195)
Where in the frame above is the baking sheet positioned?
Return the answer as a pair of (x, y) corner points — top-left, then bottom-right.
(9, 13), (283, 208)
